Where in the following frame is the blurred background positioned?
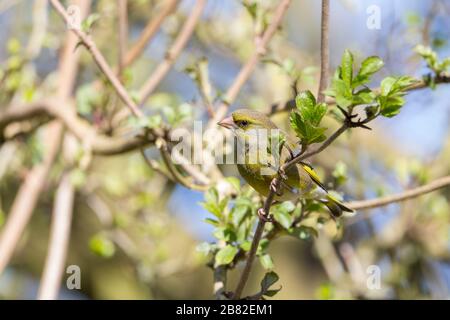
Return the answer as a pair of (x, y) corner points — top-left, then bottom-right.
(0, 0), (449, 299)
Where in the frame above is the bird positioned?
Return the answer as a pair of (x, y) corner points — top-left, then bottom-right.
(218, 108), (353, 219)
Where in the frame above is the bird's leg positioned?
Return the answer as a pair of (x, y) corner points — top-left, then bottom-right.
(278, 167), (288, 180)
(257, 208), (273, 222)
(270, 179), (283, 196)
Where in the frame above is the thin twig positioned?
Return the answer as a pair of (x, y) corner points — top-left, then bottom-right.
(37, 172), (75, 299)
(123, 0), (178, 67)
(0, 100), (156, 155)
(0, 121), (63, 275)
(138, 0), (206, 104)
(295, 123), (348, 161)
(346, 175), (450, 210)
(118, 0), (128, 77)
(0, 0), (90, 276)
(317, 0), (330, 103)
(157, 139), (209, 191)
(50, 0), (144, 118)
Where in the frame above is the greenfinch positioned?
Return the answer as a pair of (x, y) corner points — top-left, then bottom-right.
(218, 109), (353, 218)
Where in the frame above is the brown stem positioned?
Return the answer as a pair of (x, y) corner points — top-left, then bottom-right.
(37, 172), (75, 299)
(123, 0), (179, 67)
(0, 0), (90, 277)
(138, 0), (206, 104)
(0, 100), (156, 155)
(346, 175), (450, 210)
(0, 121), (63, 275)
(50, 0), (144, 118)
(118, 0), (128, 77)
(317, 0), (330, 103)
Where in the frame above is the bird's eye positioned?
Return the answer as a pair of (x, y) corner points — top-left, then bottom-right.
(240, 120), (248, 127)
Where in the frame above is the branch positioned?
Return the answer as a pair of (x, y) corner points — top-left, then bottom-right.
(0, 100), (156, 155)
(213, 265), (228, 300)
(37, 172), (75, 300)
(346, 175), (450, 210)
(138, 0), (206, 104)
(142, 143), (209, 191)
(212, 0), (292, 125)
(50, 0), (144, 118)
(123, 0), (179, 67)
(317, 0), (330, 103)
(295, 123), (348, 161)
(0, 121), (63, 275)
(0, 0), (90, 277)
(118, 0), (128, 77)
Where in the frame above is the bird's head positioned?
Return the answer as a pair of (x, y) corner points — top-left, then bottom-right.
(218, 109), (277, 134)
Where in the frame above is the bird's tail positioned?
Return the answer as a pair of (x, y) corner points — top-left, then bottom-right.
(322, 194), (354, 218)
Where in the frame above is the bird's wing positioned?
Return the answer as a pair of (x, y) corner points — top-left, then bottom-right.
(299, 162), (328, 191)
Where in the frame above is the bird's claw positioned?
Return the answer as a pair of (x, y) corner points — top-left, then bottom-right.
(270, 180), (283, 196)
(257, 208), (273, 222)
(278, 167), (288, 180)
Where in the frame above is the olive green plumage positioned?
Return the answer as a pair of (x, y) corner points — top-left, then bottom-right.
(219, 108), (353, 217)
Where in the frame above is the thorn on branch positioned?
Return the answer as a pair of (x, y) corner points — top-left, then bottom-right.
(337, 105), (372, 130)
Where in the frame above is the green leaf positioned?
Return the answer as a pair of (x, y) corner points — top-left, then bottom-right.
(213, 227), (237, 242)
(204, 218), (220, 227)
(260, 271), (279, 293)
(290, 111), (327, 145)
(196, 242), (214, 255)
(295, 90), (316, 112)
(240, 241), (252, 252)
(279, 201), (296, 212)
(226, 176), (241, 192)
(76, 84), (101, 115)
(81, 13), (100, 33)
(332, 78), (353, 108)
(353, 88), (376, 105)
(358, 56), (384, 78)
(264, 288), (282, 297)
(259, 254), (274, 270)
(89, 234), (115, 258)
(70, 168), (86, 188)
(289, 225), (319, 240)
(201, 202), (223, 218)
(0, 208), (4, 227)
(378, 76), (416, 117)
(273, 208), (293, 229)
(341, 50), (354, 87)
(205, 187), (219, 204)
(7, 38), (21, 55)
(201, 187), (228, 219)
(231, 204), (249, 226)
(214, 245), (238, 267)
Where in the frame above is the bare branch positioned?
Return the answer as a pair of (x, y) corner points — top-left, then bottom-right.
(123, 0), (179, 67)
(50, 0), (144, 118)
(0, 100), (155, 155)
(138, 0), (206, 104)
(0, 121), (63, 275)
(317, 0), (330, 103)
(37, 172), (75, 300)
(346, 175), (450, 211)
(0, 0), (91, 276)
(118, 0), (128, 77)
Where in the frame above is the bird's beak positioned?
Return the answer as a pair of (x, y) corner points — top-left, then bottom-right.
(217, 116), (237, 130)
